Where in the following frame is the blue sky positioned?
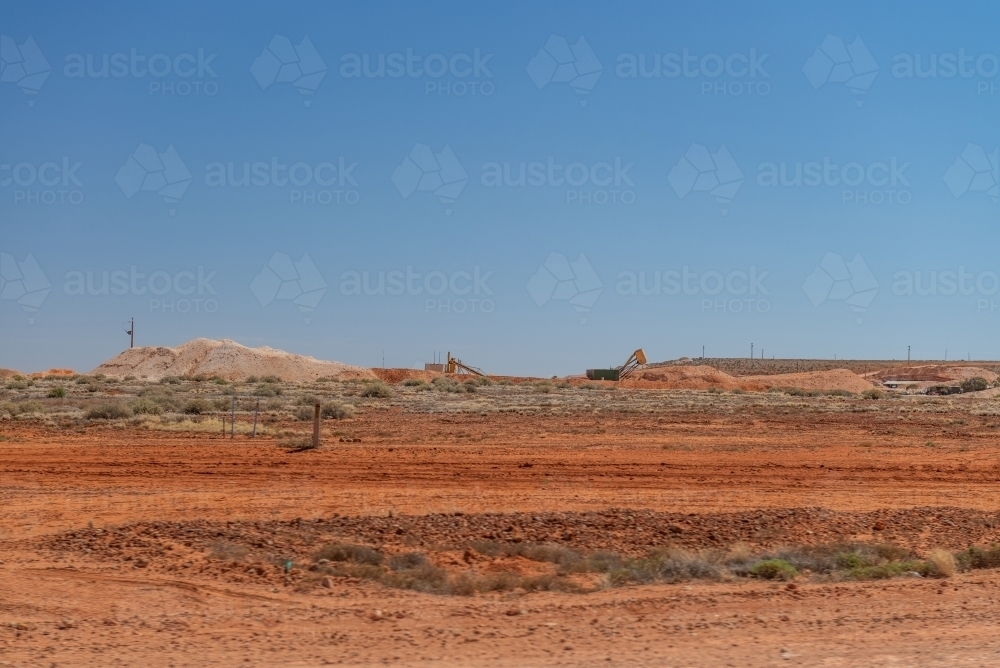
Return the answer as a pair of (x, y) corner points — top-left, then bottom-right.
(2, 1), (999, 375)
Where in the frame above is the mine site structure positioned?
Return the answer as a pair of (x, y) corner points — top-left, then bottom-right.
(424, 351), (485, 376)
(445, 352), (485, 376)
(586, 348), (647, 381)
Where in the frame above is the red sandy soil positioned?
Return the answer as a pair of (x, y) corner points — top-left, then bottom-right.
(3, 397), (1000, 666)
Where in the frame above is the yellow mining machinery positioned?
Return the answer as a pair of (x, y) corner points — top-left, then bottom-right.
(586, 349), (646, 381)
(445, 352), (485, 376)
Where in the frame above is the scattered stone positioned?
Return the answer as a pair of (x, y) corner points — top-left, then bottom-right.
(785, 583), (797, 590)
(321, 576), (335, 589)
(56, 619), (76, 630)
(505, 608), (521, 616)
(873, 521), (886, 531)
(370, 609), (385, 621)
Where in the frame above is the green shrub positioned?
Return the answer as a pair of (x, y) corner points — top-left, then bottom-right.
(955, 544), (1000, 570)
(130, 397), (163, 415)
(295, 405), (316, 421)
(182, 398), (211, 415)
(961, 377), (989, 393)
(160, 376), (182, 385)
(360, 382), (393, 398)
(7, 379), (29, 390)
(47, 386), (67, 398)
(253, 383), (282, 397)
(402, 378), (425, 387)
(86, 402), (132, 420)
(260, 375), (281, 384)
(862, 389), (884, 400)
(314, 543), (383, 566)
(322, 402), (354, 419)
(749, 559), (798, 580)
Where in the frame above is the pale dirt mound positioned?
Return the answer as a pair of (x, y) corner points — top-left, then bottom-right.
(28, 368), (77, 379)
(626, 365), (872, 393)
(371, 368), (442, 384)
(625, 365), (742, 390)
(871, 365), (997, 384)
(740, 369), (874, 393)
(0, 368), (22, 379)
(92, 338), (376, 382)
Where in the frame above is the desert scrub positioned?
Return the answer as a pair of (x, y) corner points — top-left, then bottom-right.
(322, 402), (354, 419)
(47, 386), (67, 398)
(86, 402), (132, 420)
(359, 381), (393, 398)
(961, 377), (989, 393)
(0, 401), (46, 417)
(955, 544), (1000, 570)
(130, 397), (163, 415)
(315, 543), (383, 566)
(253, 383), (282, 397)
(748, 558), (798, 580)
(182, 398), (212, 415)
(401, 378), (425, 387)
(862, 389), (885, 400)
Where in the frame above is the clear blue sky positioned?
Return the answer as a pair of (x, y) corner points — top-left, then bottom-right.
(2, 1), (999, 374)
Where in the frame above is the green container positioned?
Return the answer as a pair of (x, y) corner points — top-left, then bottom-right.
(586, 368), (620, 381)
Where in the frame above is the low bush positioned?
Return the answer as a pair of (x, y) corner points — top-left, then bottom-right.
(314, 543), (384, 566)
(748, 558), (798, 580)
(86, 402), (132, 420)
(253, 383), (282, 397)
(182, 398), (212, 415)
(402, 378), (425, 387)
(130, 397), (163, 415)
(360, 382), (393, 399)
(862, 389), (884, 400)
(955, 544), (1000, 570)
(322, 402), (354, 419)
(47, 386), (66, 398)
(961, 377), (989, 393)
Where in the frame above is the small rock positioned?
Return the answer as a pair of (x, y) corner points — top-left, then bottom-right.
(317, 558), (329, 565)
(56, 619), (75, 630)
(872, 521), (886, 531)
(370, 609), (385, 621)
(321, 576), (335, 589)
(668, 524), (684, 534)
(505, 608), (521, 616)
(785, 583), (797, 590)
(134, 559), (149, 568)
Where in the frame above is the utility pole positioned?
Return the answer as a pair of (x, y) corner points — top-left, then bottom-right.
(125, 317), (134, 349)
(750, 343), (753, 360)
(702, 345), (704, 359)
(907, 345), (910, 362)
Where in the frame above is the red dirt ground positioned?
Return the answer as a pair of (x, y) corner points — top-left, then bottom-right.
(2, 396), (1000, 666)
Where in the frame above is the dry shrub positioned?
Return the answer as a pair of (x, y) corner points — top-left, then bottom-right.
(926, 549), (957, 577)
(86, 402), (131, 420)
